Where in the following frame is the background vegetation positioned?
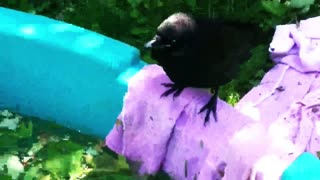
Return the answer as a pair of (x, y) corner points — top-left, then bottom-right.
(0, 0), (319, 104)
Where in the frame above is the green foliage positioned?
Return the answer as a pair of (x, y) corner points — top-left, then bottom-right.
(0, 134), (19, 152)
(219, 44), (273, 102)
(0, 173), (11, 180)
(261, 0), (288, 17)
(0, 110), (172, 179)
(35, 140), (84, 179)
(290, 0), (315, 9)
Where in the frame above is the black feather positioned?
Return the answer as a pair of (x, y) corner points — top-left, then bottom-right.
(145, 12), (272, 125)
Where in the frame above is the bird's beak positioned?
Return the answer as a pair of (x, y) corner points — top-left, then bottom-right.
(144, 39), (156, 49)
(144, 35), (171, 49)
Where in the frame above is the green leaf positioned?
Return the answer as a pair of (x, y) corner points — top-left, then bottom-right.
(156, 1), (164, 7)
(6, 156), (24, 179)
(185, 0), (197, 10)
(290, 0), (315, 9)
(7, 0), (17, 6)
(93, 153), (119, 171)
(0, 135), (19, 152)
(255, 69), (265, 78)
(143, 1), (150, 9)
(226, 92), (240, 106)
(0, 117), (19, 130)
(34, 2), (50, 12)
(130, 27), (149, 35)
(91, 23), (102, 32)
(261, 0), (288, 16)
(37, 140), (84, 178)
(130, 9), (140, 18)
(16, 121), (32, 138)
(27, 142), (44, 156)
(0, 155), (11, 171)
(137, 17), (148, 24)
(24, 164), (43, 180)
(117, 156), (129, 170)
(300, 6), (311, 13)
(0, 173), (11, 180)
(127, 0), (143, 8)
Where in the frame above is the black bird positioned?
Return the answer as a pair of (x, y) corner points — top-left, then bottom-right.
(144, 12), (270, 125)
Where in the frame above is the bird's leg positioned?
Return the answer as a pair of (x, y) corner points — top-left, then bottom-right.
(199, 87), (219, 125)
(160, 83), (185, 98)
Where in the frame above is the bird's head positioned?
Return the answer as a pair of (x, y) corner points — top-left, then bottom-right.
(144, 12), (196, 60)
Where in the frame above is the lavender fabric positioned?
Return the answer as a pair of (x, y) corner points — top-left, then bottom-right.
(229, 17), (320, 179)
(105, 64), (252, 178)
(106, 16), (320, 180)
(269, 16), (320, 73)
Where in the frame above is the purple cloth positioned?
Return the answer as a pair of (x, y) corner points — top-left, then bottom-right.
(229, 16), (320, 179)
(269, 16), (320, 73)
(106, 16), (320, 180)
(106, 64), (252, 178)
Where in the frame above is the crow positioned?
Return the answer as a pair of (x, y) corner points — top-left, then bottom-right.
(144, 12), (271, 125)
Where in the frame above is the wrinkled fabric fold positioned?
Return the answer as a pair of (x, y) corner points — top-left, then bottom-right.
(229, 16), (320, 179)
(105, 64), (252, 178)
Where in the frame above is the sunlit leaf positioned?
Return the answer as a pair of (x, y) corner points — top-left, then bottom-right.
(6, 156), (24, 179)
(24, 164), (51, 180)
(0, 117), (20, 131)
(290, 0), (315, 9)
(261, 0), (288, 16)
(27, 142), (44, 156)
(117, 156), (130, 170)
(16, 121), (32, 138)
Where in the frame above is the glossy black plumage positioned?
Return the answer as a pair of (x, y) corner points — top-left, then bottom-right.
(144, 12), (270, 125)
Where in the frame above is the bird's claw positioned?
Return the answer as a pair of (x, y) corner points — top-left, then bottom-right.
(160, 83), (185, 98)
(198, 89), (218, 125)
(199, 99), (217, 125)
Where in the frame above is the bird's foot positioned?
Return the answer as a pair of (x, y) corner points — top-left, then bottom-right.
(199, 96), (218, 125)
(198, 89), (219, 125)
(160, 83), (185, 98)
